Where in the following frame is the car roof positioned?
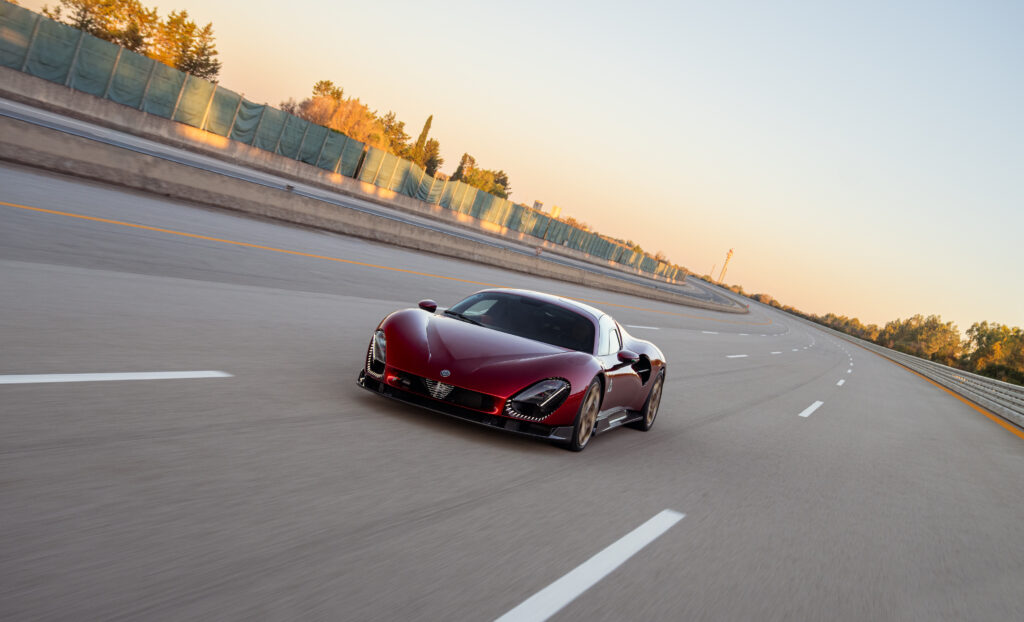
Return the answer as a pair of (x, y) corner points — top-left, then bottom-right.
(472, 288), (607, 323)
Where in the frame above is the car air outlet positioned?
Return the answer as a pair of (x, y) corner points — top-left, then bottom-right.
(424, 378), (455, 400)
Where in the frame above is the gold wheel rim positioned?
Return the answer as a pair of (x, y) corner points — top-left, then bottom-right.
(578, 387), (599, 446)
(646, 378), (662, 425)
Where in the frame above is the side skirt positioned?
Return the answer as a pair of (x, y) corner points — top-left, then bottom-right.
(594, 407), (643, 435)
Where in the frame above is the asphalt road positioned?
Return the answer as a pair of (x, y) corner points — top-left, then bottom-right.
(2, 163), (1023, 621)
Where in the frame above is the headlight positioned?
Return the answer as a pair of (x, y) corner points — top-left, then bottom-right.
(372, 329), (387, 364)
(509, 379), (570, 419)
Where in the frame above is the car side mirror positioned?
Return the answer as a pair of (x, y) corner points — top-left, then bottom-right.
(617, 349), (639, 364)
(418, 299), (438, 313)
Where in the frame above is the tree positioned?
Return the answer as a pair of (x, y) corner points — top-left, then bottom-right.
(409, 115), (432, 166)
(44, 1), (158, 52)
(45, 1), (219, 78)
(451, 153), (475, 182)
(312, 80), (344, 103)
(423, 138), (443, 177)
(965, 322), (1024, 384)
(376, 111), (410, 157)
(285, 81), (391, 151)
(877, 314), (962, 365)
(175, 21), (220, 79)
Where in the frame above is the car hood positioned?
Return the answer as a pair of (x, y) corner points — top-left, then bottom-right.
(384, 309), (590, 397)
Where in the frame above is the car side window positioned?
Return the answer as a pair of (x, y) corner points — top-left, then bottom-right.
(597, 315), (620, 355)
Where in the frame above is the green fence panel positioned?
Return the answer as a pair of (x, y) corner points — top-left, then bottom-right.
(298, 123), (328, 165)
(107, 50), (152, 108)
(68, 35), (117, 96)
(172, 74), (215, 128)
(426, 178), (445, 204)
(543, 221), (566, 245)
(24, 18), (77, 83)
(469, 191), (491, 220)
(358, 147), (385, 183)
(229, 99), (263, 144)
(388, 158), (411, 192)
(253, 106), (286, 151)
(315, 130), (346, 172)
(399, 161), (418, 196)
(414, 173), (434, 202)
(504, 203), (523, 231)
(489, 198), (513, 226)
(526, 213), (550, 238)
(141, 61), (185, 118)
(457, 186), (478, 214)
(438, 180), (456, 208)
(338, 137), (364, 177)
(446, 182), (464, 210)
(373, 152), (398, 188)
(204, 86), (241, 136)
(402, 164), (425, 198)
(276, 115), (308, 159)
(0, 3), (37, 69)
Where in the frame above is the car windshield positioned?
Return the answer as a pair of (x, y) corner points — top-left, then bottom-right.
(446, 292), (596, 353)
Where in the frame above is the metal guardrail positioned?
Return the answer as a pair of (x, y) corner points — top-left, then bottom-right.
(807, 321), (1024, 430)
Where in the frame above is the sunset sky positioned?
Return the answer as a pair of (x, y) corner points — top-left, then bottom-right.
(22, 0), (1024, 332)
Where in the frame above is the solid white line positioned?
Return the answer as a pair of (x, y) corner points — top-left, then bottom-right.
(0, 371), (233, 384)
(726, 354), (749, 358)
(837, 379), (845, 386)
(798, 400), (824, 418)
(625, 325), (659, 330)
(701, 331), (718, 334)
(495, 510), (685, 622)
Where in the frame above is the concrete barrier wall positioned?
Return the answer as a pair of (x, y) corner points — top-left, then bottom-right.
(0, 114), (745, 312)
(0, 65), (685, 289)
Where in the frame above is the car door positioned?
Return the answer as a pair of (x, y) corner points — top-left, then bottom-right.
(596, 315), (641, 411)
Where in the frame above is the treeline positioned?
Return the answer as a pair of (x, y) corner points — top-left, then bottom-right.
(737, 289), (1024, 386)
(281, 80), (511, 198)
(42, 0), (221, 79)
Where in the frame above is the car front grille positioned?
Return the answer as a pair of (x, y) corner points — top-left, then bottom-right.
(392, 370), (495, 413)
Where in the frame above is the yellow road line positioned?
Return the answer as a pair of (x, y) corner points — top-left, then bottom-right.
(1, 199), (771, 326)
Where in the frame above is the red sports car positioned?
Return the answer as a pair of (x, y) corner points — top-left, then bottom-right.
(357, 288), (666, 450)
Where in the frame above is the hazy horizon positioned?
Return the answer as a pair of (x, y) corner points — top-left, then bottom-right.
(19, 0), (1023, 333)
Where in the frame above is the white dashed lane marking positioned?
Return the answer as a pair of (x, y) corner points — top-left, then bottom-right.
(837, 379), (845, 386)
(0, 371), (233, 384)
(726, 354), (749, 359)
(798, 401), (825, 418)
(495, 510), (685, 622)
(625, 325), (659, 330)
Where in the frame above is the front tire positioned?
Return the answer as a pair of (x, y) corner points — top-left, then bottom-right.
(629, 371), (663, 431)
(565, 379), (601, 451)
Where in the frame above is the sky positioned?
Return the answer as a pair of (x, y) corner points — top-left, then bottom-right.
(22, 0), (1024, 332)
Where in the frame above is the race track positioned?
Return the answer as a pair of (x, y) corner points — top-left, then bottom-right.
(2, 163), (1022, 621)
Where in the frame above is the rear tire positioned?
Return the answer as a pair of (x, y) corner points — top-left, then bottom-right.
(629, 371), (663, 431)
(564, 379), (601, 451)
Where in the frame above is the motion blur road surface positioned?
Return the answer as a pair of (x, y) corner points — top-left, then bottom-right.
(2, 163), (1023, 621)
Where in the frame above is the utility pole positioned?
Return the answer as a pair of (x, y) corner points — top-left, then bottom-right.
(717, 249), (734, 284)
